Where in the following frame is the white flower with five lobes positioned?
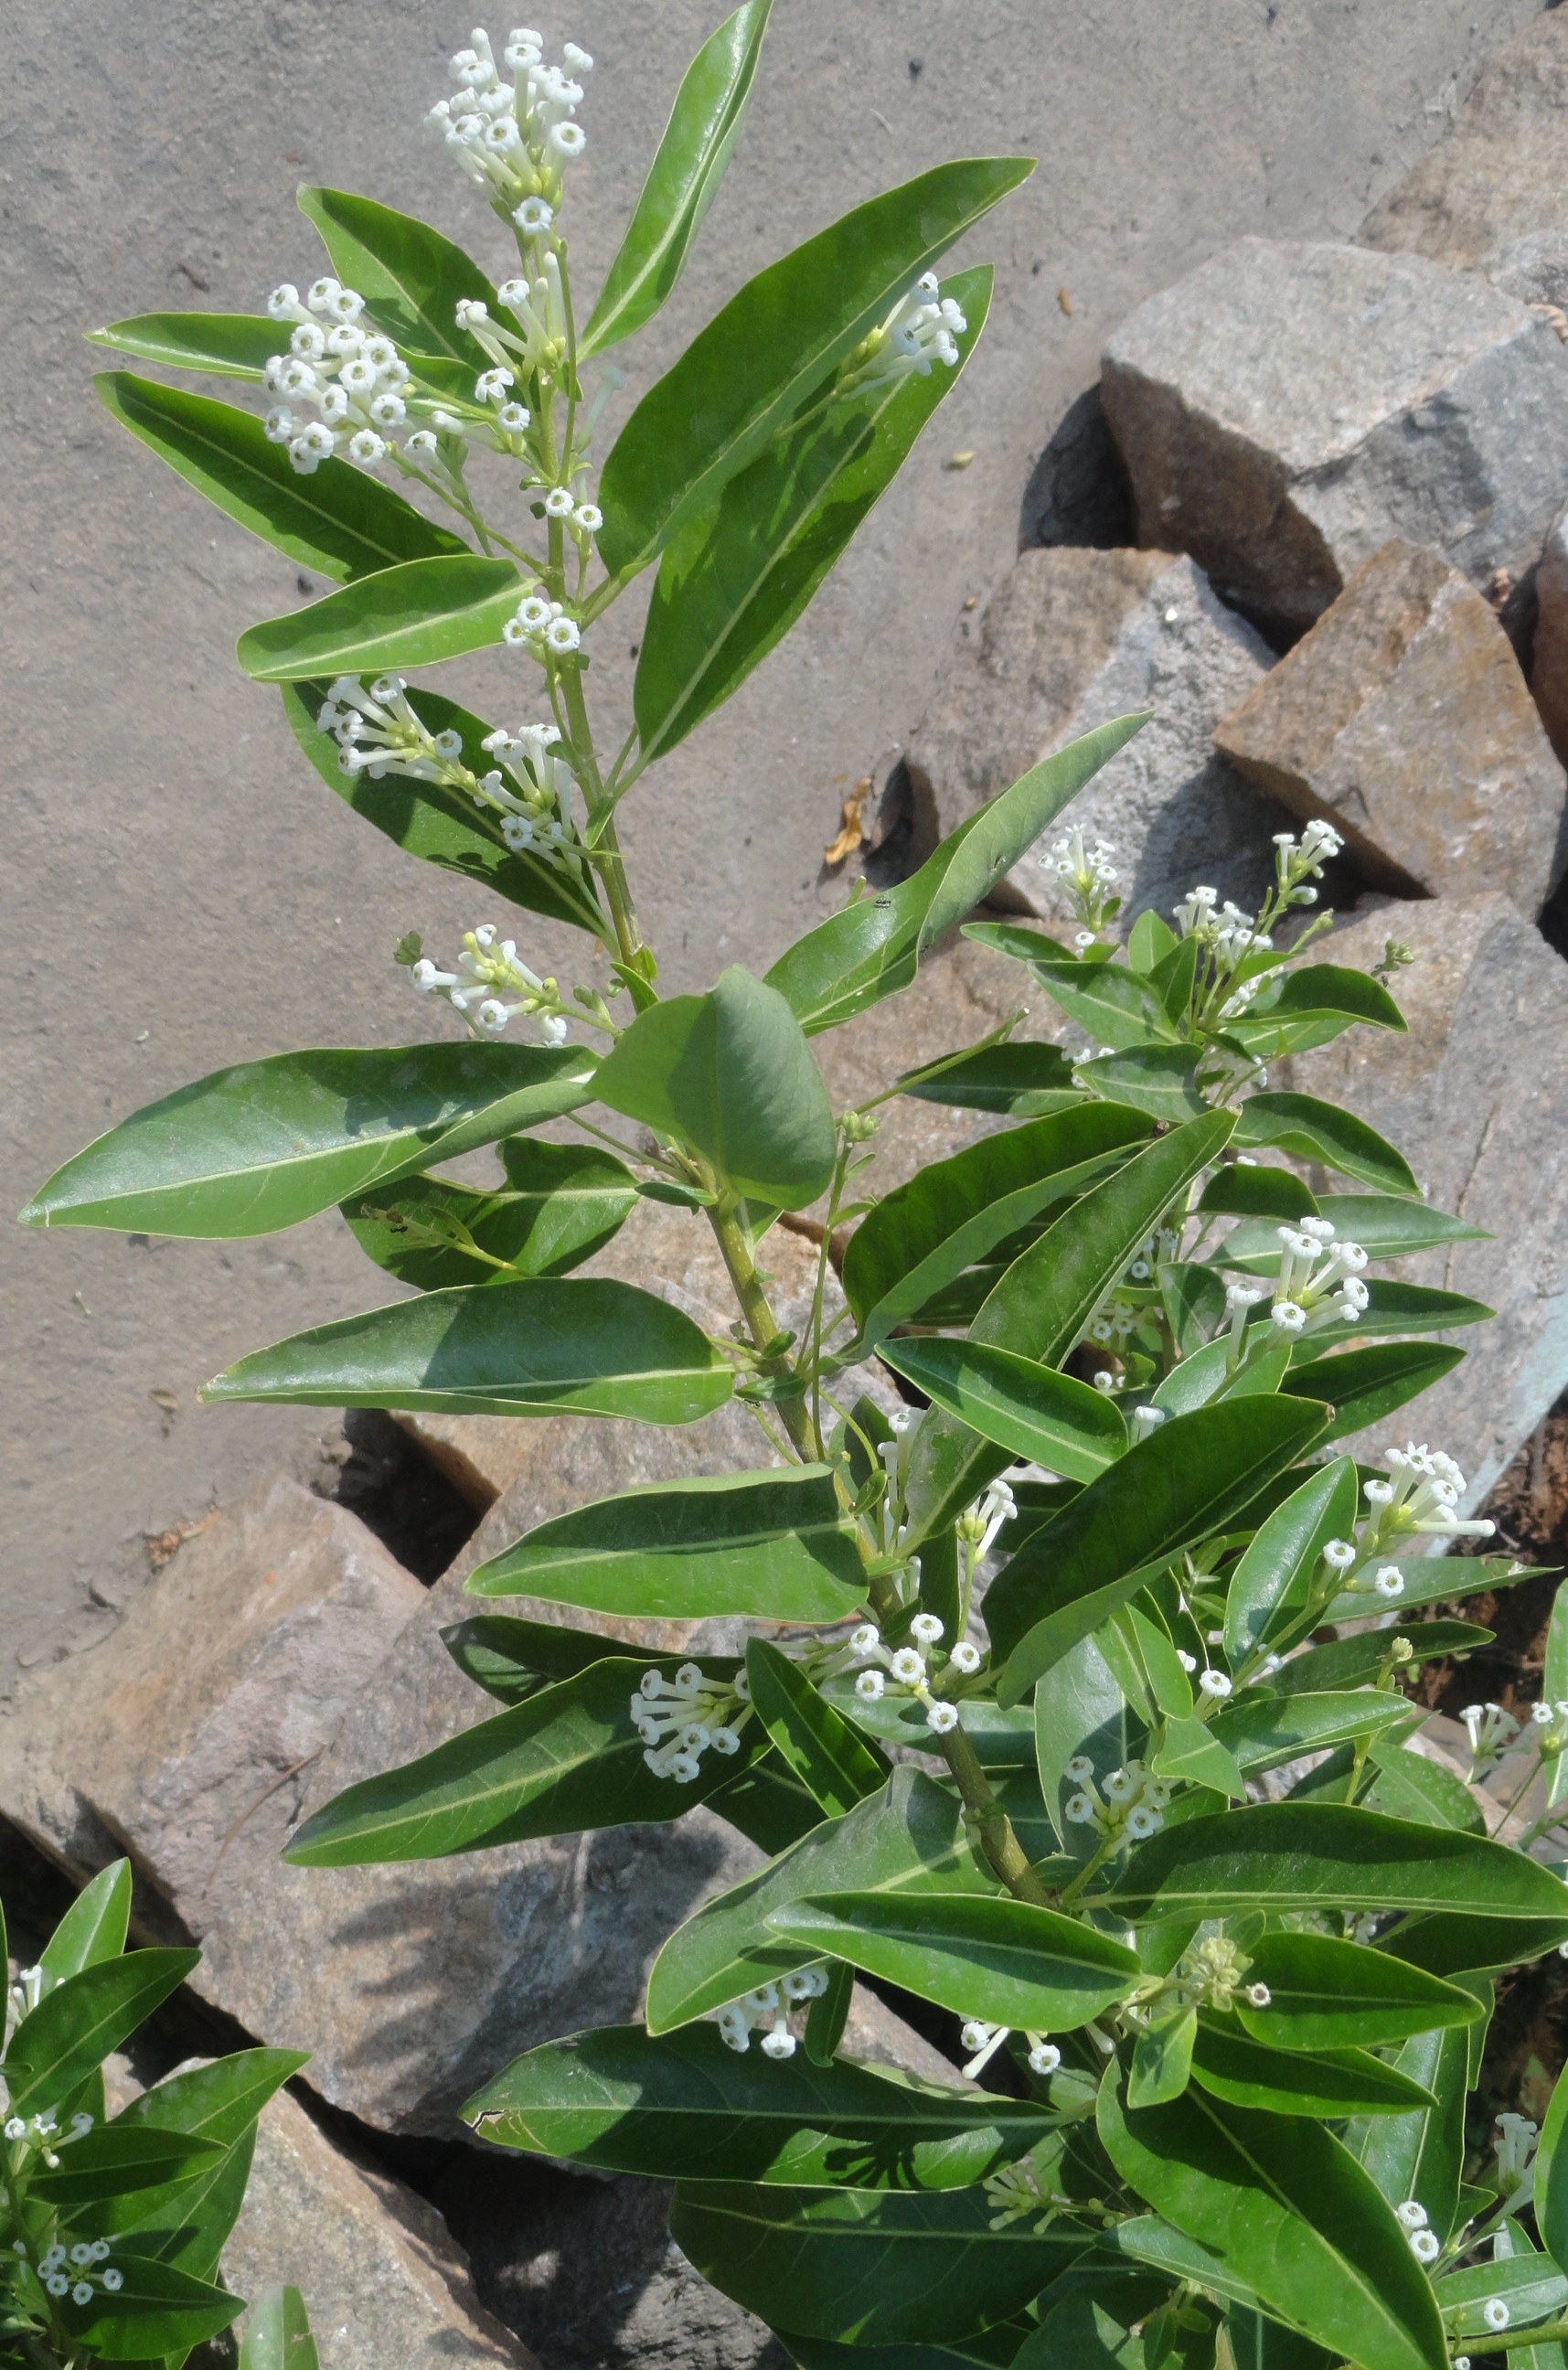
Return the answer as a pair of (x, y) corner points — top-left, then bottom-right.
(1199, 1669), (1232, 1700)
(910, 1612), (944, 1646)
(855, 1669), (885, 1700)
(949, 1641), (982, 1675)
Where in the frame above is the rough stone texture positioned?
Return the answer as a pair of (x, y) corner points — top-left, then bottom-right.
(903, 548), (1288, 928)
(1101, 238), (1568, 635)
(1359, 11), (1568, 273)
(1282, 892), (1568, 1508)
(1213, 538), (1568, 916)
(0, 1477), (423, 1937)
(1533, 496), (1568, 770)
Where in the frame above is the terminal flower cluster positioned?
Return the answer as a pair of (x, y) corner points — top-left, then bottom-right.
(1219, 1217), (1371, 1362)
(425, 27), (592, 230)
(11, 2237), (124, 2309)
(1041, 827), (1120, 945)
(1461, 1700), (1520, 1778)
(633, 1662), (752, 1783)
(714, 1968), (829, 2058)
(1062, 1755), (1170, 1847)
(845, 1612), (982, 1736)
(410, 922), (571, 1044)
(261, 277), (412, 474)
(962, 2021), (1061, 2085)
(837, 273), (967, 399)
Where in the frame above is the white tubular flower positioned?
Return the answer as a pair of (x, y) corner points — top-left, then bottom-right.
(1373, 1565), (1404, 1599)
(101, 2268), (123, 2291)
(1395, 2201), (1428, 2232)
(636, 1664), (752, 1781)
(1483, 2300), (1510, 2332)
(515, 194), (555, 233)
(960, 2020), (1011, 2080)
(889, 1647), (925, 1687)
(1495, 2111), (1539, 2192)
(1130, 1404), (1167, 1445)
(1064, 1791), (1096, 1825)
(1199, 1669), (1232, 1700)
(926, 1701), (960, 1735)
(949, 1640), (982, 1675)
(573, 501), (603, 532)
(910, 1612), (944, 1646)
(1321, 1539), (1357, 1574)
(1064, 1756), (1094, 1784)
(1459, 1700), (1520, 1774)
(1028, 2041), (1061, 2076)
(1407, 2228), (1439, 2264)
(1271, 1298), (1307, 1335)
(1243, 1982), (1271, 2007)
(544, 486), (576, 517)
(855, 1668), (885, 1701)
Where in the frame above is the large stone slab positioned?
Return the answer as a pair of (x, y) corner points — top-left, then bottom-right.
(903, 547), (1288, 932)
(1101, 238), (1568, 635)
(1213, 538), (1568, 916)
(1282, 892), (1568, 1508)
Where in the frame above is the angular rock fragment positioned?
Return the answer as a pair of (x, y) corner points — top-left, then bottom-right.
(1101, 239), (1568, 635)
(903, 547), (1286, 929)
(1532, 496), (1568, 771)
(1213, 538), (1568, 916)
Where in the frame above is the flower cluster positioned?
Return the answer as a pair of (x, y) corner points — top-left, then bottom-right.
(1461, 1700), (1520, 1778)
(1361, 1444), (1495, 1550)
(12, 2237), (123, 2308)
(955, 1479), (1018, 1566)
(982, 2144), (1072, 2234)
(1063, 1756), (1170, 1846)
(411, 923), (571, 1044)
(1532, 1699), (1568, 1757)
(633, 1663), (752, 1783)
(1494, 2109), (1540, 2195)
(1041, 827), (1119, 945)
(715, 1968), (829, 2058)
(846, 1613), (980, 1735)
(1177, 1935), (1269, 2014)
(1222, 1216), (1370, 1364)
(502, 586), (583, 659)
(838, 274), (967, 398)
(1085, 1229), (1181, 1372)
(425, 28), (592, 229)
(1172, 884), (1273, 973)
(962, 2021), (1061, 2086)
(3, 2108), (91, 2172)
(1273, 818), (1344, 902)
(261, 279), (411, 474)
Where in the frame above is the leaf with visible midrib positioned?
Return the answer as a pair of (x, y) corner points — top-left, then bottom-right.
(237, 553), (523, 683)
(298, 185), (499, 365)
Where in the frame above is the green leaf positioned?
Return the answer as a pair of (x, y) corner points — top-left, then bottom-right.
(597, 157), (1031, 582)
(202, 1276), (731, 1425)
(440, 1615), (733, 1708)
(1541, 2060), (1568, 2281)
(94, 373), (467, 587)
(1104, 1803), (1568, 1924)
(1222, 1459), (1359, 1667)
(1095, 2070), (1447, 2370)
(1198, 1166), (1319, 1222)
(60, 2257), (244, 2362)
(112, 2050), (312, 2153)
(987, 1397), (1327, 1697)
(1236, 1936), (1483, 2058)
(963, 929), (1174, 1053)
(708, 1753), (827, 1855)
(1150, 1716), (1245, 1799)
(39, 1859), (132, 1983)
(5, 1953), (200, 2120)
(1159, 1262), (1230, 1361)
(1213, 1690), (1412, 1777)
(21, 1041), (597, 1237)
(669, 2181), (1085, 2347)
(284, 1657), (763, 1866)
(1211, 1193), (1488, 1277)
(804, 1959), (855, 2066)
(898, 1041), (1079, 1116)
(297, 185), (499, 364)
(1282, 1341), (1464, 1440)
(1381, 1907), (1568, 1977)
(1348, 2026), (1467, 2241)
(237, 553), (523, 682)
(1232, 1094), (1418, 1196)
(1490, 2226), (1568, 2370)
(824, 1682), (1034, 1766)
(1434, 2254), (1568, 2343)
(845, 1103), (1152, 1358)
(1363, 1739), (1488, 1835)
(581, 2), (774, 355)
(767, 717), (1148, 1035)
(467, 1468), (866, 1621)
(1083, 1047), (1207, 1124)
(635, 265), (989, 761)
(879, 1340), (1128, 1487)
(1264, 1623), (1490, 1699)
(239, 2286), (319, 2370)
(592, 965), (835, 1207)
(1323, 1555), (1551, 1625)
(767, 1890), (1139, 2033)
(748, 1642), (891, 1819)
(88, 312), (282, 379)
(105, 2051), (310, 2275)
(29, 2127), (224, 2207)
(343, 1143), (638, 1291)
(463, 2019), (1050, 2188)
(279, 680), (609, 940)
(902, 1112), (1234, 1553)
(1130, 2007), (1198, 2108)
(1188, 2023), (1437, 2119)
(1018, 2269), (1189, 2370)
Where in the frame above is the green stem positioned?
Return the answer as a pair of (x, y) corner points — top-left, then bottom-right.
(1481, 2319), (1568, 2352)
(941, 1720), (1058, 1907)
(708, 1190), (818, 1460)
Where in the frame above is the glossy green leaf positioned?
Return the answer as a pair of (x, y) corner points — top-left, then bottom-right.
(803, 1959), (855, 2066)
(442, 1615), (736, 1707)
(1216, 1196), (1490, 1280)
(670, 2180), (1085, 2346)
(845, 1102), (1148, 1358)
(60, 2257), (244, 2361)
(30, 2126), (223, 2207)
(1434, 2253), (1568, 2343)
(1262, 1623), (1490, 1699)
(748, 1642), (891, 1819)
(1096, 2070), (1447, 2370)
(902, 1112), (1234, 1553)
(963, 929), (1173, 1053)
(598, 157), (1031, 581)
(38, 1859), (132, 1984)
(1083, 1047), (1207, 1124)
(768, 1890), (1139, 2032)
(88, 312), (281, 379)
(1363, 1739), (1488, 1835)
(987, 1397), (1327, 1698)
(237, 553), (523, 682)
(708, 1753), (827, 1855)
(1030, 1625), (1154, 1855)
(105, 2051), (310, 2273)
(582, 2), (773, 355)
(646, 1768), (990, 2032)
(1540, 2059), (1568, 2280)
(592, 964), (835, 1207)
(1150, 1716), (1245, 1799)
(899, 1041), (1079, 1116)
(297, 185), (498, 364)
(1221, 2310), (1347, 2370)
(1232, 1094), (1418, 1197)
(1104, 1803), (1568, 1923)
(1236, 1935), (1482, 2055)
(1018, 2269), (1192, 2370)
(279, 679), (609, 938)
(284, 1657), (763, 1866)
(94, 372), (465, 584)
(1214, 1690), (1412, 1776)
(239, 2285), (319, 2370)
(767, 717), (1147, 1035)
(1129, 2007), (1197, 2108)
(1282, 1341), (1464, 1440)
(1188, 2023), (1436, 2119)
(823, 1682), (1034, 1766)
(1489, 2226), (1568, 2370)
(203, 1276), (731, 1425)
(636, 266), (988, 760)
(5, 1953), (200, 2120)
(1147, 1334), (1285, 1418)
(464, 2019), (1049, 2188)
(1222, 1459), (1358, 1667)
(343, 1142), (638, 1291)
(1198, 1166), (1319, 1222)
(1381, 1907), (1568, 1977)
(1158, 1261), (1229, 1361)
(1348, 2025), (1467, 2243)
(880, 1340), (1129, 1486)
(1283, 1280), (1490, 1346)
(21, 1041), (596, 1237)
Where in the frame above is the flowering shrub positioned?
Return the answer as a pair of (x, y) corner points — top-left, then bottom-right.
(0, 1860), (313, 2366)
(25, 12), (1568, 2367)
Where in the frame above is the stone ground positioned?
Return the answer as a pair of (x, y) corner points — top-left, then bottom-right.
(0, 0), (1549, 1655)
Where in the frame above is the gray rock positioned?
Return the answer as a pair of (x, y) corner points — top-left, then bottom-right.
(1101, 238), (1568, 635)
(1532, 496), (1568, 771)
(1282, 891), (1568, 1508)
(1213, 538), (1568, 916)
(903, 547), (1288, 933)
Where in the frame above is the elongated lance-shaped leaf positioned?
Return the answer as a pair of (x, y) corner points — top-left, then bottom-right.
(343, 1151), (639, 1294)
(964, 923), (1179, 1052)
(635, 266), (990, 762)
(463, 2019), (1052, 2188)
(767, 1890), (1138, 2033)
(1210, 1191), (1488, 1276)
(238, 553), (524, 682)
(879, 1338), (1128, 1486)
(442, 1617), (740, 1708)
(284, 1657), (766, 1866)
(1096, 2070), (1448, 2370)
(468, 1468), (868, 1622)
(1232, 1093), (1418, 1196)
(88, 312), (283, 379)
(38, 1858), (132, 1983)
(1223, 1459), (1359, 1667)
(1211, 1690), (1414, 1776)
(901, 1111), (1234, 1553)
(20, 1042), (599, 1238)
(1282, 1341), (1464, 1442)
(1187, 2023), (1438, 2119)
(95, 372), (469, 582)
(670, 2181), (1089, 2349)
(28, 2126), (225, 2208)
(240, 2286), (319, 2370)
(1236, 1935), (1483, 2055)
(280, 680), (611, 941)
(899, 1040), (1080, 1116)
(5, 1951), (200, 2119)
(1434, 2251), (1568, 2345)
(746, 1641), (891, 1818)
(597, 156), (1031, 582)
(1536, 2055), (1568, 2279)
(582, 1), (774, 356)
(203, 1277), (732, 1427)
(298, 185), (500, 365)
(1348, 2024), (1467, 2244)
(766, 716), (1147, 1036)
(61, 2255), (246, 2359)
